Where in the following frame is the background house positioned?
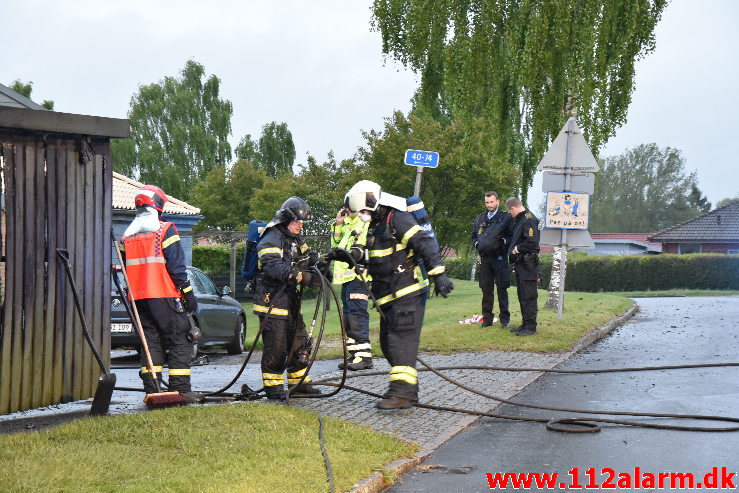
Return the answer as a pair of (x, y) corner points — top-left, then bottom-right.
(112, 172), (203, 266)
(584, 233), (662, 256)
(649, 201), (739, 254)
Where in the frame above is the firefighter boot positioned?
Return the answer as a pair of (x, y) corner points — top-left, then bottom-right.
(347, 356), (373, 371)
(376, 396), (414, 410)
(292, 382), (323, 395)
(264, 386), (287, 401)
(140, 371), (162, 395)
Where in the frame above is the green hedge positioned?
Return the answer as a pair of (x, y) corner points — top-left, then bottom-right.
(445, 253), (739, 291)
(192, 245), (246, 276)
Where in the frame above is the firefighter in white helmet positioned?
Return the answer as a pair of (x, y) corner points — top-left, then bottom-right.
(343, 180), (454, 409)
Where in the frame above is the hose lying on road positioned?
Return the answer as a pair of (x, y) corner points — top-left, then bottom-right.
(311, 358), (739, 433)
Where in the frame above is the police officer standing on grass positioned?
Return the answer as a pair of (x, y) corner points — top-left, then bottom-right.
(253, 196), (324, 400)
(343, 180), (454, 409)
(121, 185), (202, 403)
(472, 191), (513, 328)
(330, 207), (373, 371)
(505, 197), (540, 336)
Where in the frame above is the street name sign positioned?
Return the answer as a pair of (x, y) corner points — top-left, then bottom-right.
(404, 149), (439, 168)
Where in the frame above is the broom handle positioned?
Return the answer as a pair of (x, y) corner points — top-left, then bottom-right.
(113, 240), (162, 392)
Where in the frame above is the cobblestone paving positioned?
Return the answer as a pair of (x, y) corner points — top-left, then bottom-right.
(294, 350), (571, 450)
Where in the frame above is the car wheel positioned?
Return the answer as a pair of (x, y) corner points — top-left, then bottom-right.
(227, 315), (246, 355)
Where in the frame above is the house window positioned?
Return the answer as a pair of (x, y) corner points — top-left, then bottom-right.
(678, 243), (701, 254)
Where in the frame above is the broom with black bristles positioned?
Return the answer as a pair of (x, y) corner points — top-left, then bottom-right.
(113, 239), (187, 409)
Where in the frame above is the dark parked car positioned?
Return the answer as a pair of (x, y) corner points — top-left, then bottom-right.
(111, 267), (247, 356)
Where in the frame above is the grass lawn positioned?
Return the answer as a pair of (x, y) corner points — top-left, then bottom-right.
(0, 403), (416, 493)
(242, 280), (635, 358)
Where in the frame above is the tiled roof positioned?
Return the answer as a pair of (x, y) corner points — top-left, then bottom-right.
(0, 82), (48, 110)
(649, 201), (739, 242)
(113, 172), (201, 215)
(591, 233), (661, 247)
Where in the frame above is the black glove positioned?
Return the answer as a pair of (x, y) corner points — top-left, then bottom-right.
(326, 247), (354, 263)
(433, 274), (454, 298)
(316, 259), (330, 278)
(299, 271), (322, 288)
(181, 286), (198, 313)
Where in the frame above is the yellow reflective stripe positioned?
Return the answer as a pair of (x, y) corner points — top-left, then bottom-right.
(427, 265), (445, 276)
(168, 368), (191, 376)
(258, 247), (283, 258)
(126, 256), (166, 266)
(377, 293), (394, 306)
(253, 304), (289, 317)
(181, 285), (193, 293)
(287, 376), (312, 384)
(389, 365), (418, 384)
(369, 247), (394, 257)
(262, 372), (283, 386)
(161, 234), (180, 249)
(355, 351), (372, 358)
(400, 225), (422, 248)
(299, 243), (308, 253)
(406, 201), (424, 213)
(287, 368), (307, 378)
(140, 366), (164, 373)
(420, 278), (430, 288)
(395, 281), (425, 298)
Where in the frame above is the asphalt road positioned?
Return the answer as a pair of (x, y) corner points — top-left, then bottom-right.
(387, 296), (739, 492)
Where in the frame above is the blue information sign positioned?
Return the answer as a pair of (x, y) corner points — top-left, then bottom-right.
(404, 149), (439, 168)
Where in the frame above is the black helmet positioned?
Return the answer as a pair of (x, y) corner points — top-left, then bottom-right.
(276, 196), (312, 223)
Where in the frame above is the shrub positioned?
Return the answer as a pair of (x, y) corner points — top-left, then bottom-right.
(192, 245), (246, 276)
(446, 253), (739, 291)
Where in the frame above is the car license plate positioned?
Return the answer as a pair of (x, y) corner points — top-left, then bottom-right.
(111, 323), (133, 333)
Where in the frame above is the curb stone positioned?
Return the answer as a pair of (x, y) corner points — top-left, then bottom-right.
(348, 302), (639, 493)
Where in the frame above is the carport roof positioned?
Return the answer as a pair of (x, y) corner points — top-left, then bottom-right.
(649, 201), (739, 242)
(113, 172), (201, 215)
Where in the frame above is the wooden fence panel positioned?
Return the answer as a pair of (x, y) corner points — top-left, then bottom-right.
(0, 131), (113, 413)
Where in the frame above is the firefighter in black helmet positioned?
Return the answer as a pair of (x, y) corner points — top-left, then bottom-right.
(253, 196), (323, 399)
(343, 180), (454, 409)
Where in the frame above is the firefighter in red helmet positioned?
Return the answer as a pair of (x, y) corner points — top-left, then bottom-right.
(121, 185), (202, 403)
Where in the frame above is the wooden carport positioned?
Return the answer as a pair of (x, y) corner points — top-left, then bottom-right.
(0, 106), (129, 413)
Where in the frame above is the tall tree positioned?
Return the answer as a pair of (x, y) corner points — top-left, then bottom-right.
(371, 0), (667, 201)
(111, 60), (233, 200)
(687, 183), (711, 213)
(189, 159), (269, 231)
(359, 111), (517, 251)
(9, 79), (54, 109)
(590, 143), (707, 232)
(256, 122), (296, 178)
(234, 134), (259, 162)
(250, 153), (365, 236)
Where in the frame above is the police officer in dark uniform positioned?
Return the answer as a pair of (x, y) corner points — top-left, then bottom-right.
(471, 191), (513, 328)
(343, 180), (454, 409)
(253, 196), (323, 400)
(505, 197), (540, 336)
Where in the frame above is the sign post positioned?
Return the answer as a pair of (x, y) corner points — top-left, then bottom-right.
(404, 149), (439, 196)
(537, 117), (599, 321)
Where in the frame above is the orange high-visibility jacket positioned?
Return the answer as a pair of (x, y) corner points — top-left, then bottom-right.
(123, 222), (182, 300)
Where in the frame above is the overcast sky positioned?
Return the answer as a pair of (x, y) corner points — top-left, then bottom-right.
(5, 0), (738, 209)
